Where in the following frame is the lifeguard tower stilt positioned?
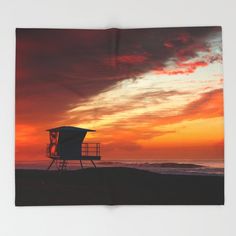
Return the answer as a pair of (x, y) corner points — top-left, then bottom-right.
(46, 126), (101, 171)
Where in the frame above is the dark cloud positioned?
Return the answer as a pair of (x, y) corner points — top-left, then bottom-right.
(16, 27), (221, 125)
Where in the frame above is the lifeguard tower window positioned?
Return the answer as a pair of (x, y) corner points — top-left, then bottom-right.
(46, 126), (101, 170)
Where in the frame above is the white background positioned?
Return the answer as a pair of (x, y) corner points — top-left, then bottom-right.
(0, 0), (236, 235)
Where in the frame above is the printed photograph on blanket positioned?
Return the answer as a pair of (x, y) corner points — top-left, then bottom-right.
(15, 27), (224, 205)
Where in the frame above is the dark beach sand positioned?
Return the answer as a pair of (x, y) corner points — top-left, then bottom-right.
(15, 167), (224, 206)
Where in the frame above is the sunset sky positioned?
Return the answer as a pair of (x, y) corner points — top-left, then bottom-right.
(16, 27), (224, 163)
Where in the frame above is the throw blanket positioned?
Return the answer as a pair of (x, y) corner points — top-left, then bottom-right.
(15, 27), (224, 205)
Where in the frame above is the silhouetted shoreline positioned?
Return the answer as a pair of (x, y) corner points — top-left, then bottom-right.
(15, 167), (224, 206)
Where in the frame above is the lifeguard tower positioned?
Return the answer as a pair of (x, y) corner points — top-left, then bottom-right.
(46, 126), (101, 171)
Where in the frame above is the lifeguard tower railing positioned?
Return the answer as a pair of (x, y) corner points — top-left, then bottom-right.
(46, 143), (101, 160)
(81, 143), (100, 159)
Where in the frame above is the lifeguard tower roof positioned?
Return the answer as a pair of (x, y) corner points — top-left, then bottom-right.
(46, 126), (95, 132)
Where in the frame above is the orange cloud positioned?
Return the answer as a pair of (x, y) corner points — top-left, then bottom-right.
(85, 88), (224, 160)
(103, 54), (148, 68)
(136, 88), (224, 127)
(156, 60), (208, 75)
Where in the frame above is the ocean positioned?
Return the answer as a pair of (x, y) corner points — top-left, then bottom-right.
(15, 159), (224, 176)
